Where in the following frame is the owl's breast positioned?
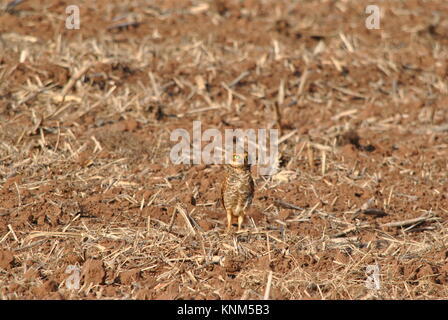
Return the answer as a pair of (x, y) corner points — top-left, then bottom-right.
(222, 171), (254, 209)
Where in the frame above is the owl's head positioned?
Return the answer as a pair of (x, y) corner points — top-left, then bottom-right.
(227, 151), (251, 170)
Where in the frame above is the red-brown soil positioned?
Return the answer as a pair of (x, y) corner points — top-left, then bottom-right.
(0, 0), (448, 299)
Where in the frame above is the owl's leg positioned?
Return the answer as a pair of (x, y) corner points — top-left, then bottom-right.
(237, 214), (244, 232)
(226, 209), (233, 232)
(235, 203), (244, 231)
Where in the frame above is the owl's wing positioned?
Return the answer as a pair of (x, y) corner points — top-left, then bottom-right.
(221, 176), (227, 210)
(244, 176), (255, 209)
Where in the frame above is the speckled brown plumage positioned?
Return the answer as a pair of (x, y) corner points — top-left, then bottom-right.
(221, 152), (254, 232)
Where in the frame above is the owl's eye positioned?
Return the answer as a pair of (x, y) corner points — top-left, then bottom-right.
(233, 155), (240, 160)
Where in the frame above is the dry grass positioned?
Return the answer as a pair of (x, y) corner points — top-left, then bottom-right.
(0, 0), (448, 299)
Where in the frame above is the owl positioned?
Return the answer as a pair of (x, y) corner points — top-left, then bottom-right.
(221, 152), (255, 232)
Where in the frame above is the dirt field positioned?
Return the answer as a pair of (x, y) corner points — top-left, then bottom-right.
(0, 0), (448, 300)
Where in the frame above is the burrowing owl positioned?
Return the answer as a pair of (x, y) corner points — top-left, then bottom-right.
(221, 152), (254, 232)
